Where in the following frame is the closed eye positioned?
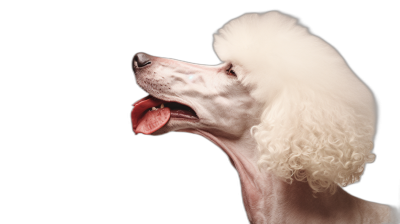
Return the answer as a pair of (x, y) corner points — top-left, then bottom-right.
(226, 64), (237, 77)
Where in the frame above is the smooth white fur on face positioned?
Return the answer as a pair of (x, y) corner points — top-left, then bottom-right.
(135, 57), (262, 139)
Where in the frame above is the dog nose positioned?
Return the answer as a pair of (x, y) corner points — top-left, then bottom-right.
(132, 52), (151, 69)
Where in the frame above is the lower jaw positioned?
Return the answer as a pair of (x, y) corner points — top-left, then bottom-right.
(150, 117), (199, 135)
(170, 115), (199, 125)
(170, 114), (199, 120)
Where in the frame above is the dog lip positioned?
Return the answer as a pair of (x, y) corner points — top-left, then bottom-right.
(133, 94), (199, 120)
(148, 95), (199, 118)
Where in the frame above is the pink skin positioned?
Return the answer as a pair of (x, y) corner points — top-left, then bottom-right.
(132, 54), (393, 224)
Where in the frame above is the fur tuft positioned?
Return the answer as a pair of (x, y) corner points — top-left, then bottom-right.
(213, 11), (376, 193)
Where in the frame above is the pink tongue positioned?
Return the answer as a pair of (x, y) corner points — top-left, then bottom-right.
(135, 107), (170, 134)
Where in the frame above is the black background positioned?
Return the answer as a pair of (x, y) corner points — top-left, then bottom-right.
(38, 1), (399, 223)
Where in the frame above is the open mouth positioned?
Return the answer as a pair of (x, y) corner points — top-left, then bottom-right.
(131, 95), (199, 134)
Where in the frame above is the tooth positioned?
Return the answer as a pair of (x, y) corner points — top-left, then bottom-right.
(160, 104), (164, 108)
(152, 107), (156, 111)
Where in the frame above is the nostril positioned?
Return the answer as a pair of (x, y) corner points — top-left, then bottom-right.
(141, 61), (151, 66)
(133, 52), (152, 68)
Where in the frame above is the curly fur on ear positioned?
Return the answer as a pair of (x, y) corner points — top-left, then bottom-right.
(213, 11), (376, 193)
(253, 88), (376, 194)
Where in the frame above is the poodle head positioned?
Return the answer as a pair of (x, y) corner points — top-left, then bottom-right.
(213, 11), (376, 193)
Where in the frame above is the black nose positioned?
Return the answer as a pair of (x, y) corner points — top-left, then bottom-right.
(132, 52), (151, 69)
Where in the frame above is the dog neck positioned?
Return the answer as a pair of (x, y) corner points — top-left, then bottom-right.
(185, 129), (392, 224)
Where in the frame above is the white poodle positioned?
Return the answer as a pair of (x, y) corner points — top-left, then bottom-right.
(131, 11), (394, 223)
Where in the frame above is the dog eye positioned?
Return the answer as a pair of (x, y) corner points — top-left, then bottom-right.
(226, 65), (237, 77)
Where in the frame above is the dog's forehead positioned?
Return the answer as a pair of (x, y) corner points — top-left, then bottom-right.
(155, 56), (223, 71)
(146, 53), (248, 86)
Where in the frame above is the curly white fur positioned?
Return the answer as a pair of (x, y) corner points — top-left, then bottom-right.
(213, 11), (376, 193)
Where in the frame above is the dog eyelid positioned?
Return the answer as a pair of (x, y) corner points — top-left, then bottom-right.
(226, 64), (237, 77)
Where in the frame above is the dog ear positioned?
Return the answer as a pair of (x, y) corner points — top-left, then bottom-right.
(252, 87), (376, 194)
